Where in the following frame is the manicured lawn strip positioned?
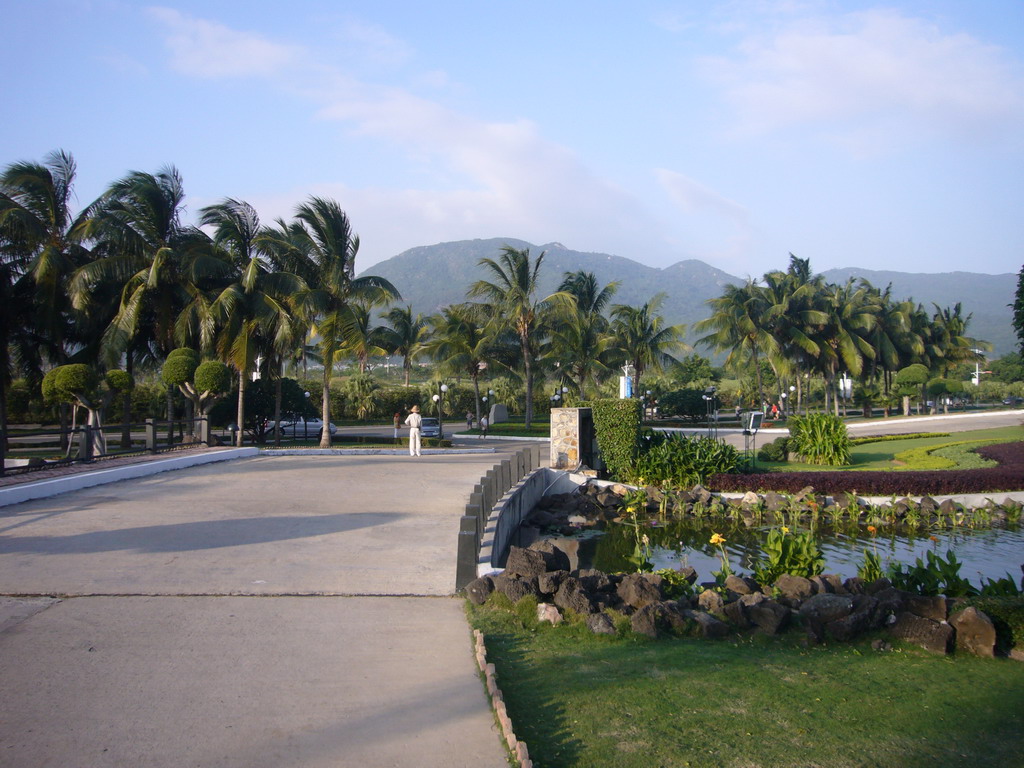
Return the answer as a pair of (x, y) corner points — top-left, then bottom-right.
(758, 427), (1024, 472)
(469, 604), (1024, 768)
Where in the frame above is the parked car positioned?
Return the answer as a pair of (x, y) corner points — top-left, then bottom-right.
(274, 417), (338, 438)
(1003, 397), (1024, 406)
(420, 417), (442, 439)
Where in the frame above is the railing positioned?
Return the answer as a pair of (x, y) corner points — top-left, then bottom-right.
(455, 444), (545, 592)
(1, 418), (216, 477)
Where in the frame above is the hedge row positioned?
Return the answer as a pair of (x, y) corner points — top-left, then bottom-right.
(709, 441), (1024, 495)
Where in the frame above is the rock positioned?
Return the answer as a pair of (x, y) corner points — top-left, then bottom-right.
(617, 572), (663, 610)
(872, 587), (907, 625)
(832, 491), (853, 509)
(825, 610), (872, 642)
(692, 485), (713, 504)
(724, 574), (757, 595)
(537, 570), (568, 597)
(678, 566), (698, 585)
(950, 607), (996, 658)
(609, 483), (630, 496)
(865, 577), (893, 595)
(576, 569), (612, 594)
(527, 540), (572, 571)
(723, 599), (751, 629)
(631, 603), (663, 638)
(465, 575), (494, 605)
(799, 594), (854, 642)
(536, 603), (563, 625)
(905, 594), (947, 622)
(775, 574), (815, 603)
(748, 600), (791, 635)
(763, 491), (788, 512)
(919, 496), (938, 514)
(887, 612), (953, 655)
(595, 492), (620, 508)
(793, 486), (815, 502)
(566, 514), (589, 525)
(687, 609), (729, 639)
(494, 574), (539, 603)
(697, 589), (726, 617)
(843, 577), (866, 595)
(553, 577), (594, 615)
(586, 612), (617, 635)
(809, 575), (833, 595)
(938, 498), (960, 516)
(504, 546), (551, 579)
(820, 574), (846, 594)
(740, 491), (760, 507)
(871, 638), (891, 651)
(739, 592), (767, 609)
(799, 594), (854, 625)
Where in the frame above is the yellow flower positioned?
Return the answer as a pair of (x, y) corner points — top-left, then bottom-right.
(637, 477), (646, 485)
(709, 533), (726, 546)
(627, 506), (637, 515)
(781, 526), (790, 535)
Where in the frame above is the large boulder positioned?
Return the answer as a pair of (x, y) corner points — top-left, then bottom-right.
(724, 574), (758, 596)
(493, 573), (539, 604)
(527, 540), (572, 572)
(887, 612), (954, 655)
(825, 610), (872, 642)
(553, 576), (594, 615)
(504, 547), (551, 579)
(950, 607), (996, 658)
(697, 589), (726, 618)
(537, 570), (568, 597)
(536, 603), (563, 625)
(775, 574), (815, 604)
(617, 572), (663, 610)
(631, 603), (664, 638)
(799, 594), (854, 625)
(905, 594), (947, 622)
(748, 600), (791, 635)
(686, 609), (730, 639)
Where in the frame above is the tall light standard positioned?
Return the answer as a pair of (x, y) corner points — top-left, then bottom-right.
(433, 382), (449, 437)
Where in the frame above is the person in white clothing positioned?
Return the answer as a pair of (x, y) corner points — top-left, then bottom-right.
(404, 404), (423, 456)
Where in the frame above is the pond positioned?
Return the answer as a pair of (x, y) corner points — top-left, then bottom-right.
(575, 518), (1024, 586)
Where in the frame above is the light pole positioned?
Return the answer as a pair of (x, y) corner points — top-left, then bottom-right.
(434, 382), (449, 437)
(702, 386), (717, 439)
(303, 391), (310, 441)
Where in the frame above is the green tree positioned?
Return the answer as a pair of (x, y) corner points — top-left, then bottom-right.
(425, 303), (505, 425)
(380, 305), (427, 387)
(609, 294), (689, 397)
(468, 246), (566, 429)
(695, 280), (776, 408)
(289, 196), (398, 447)
(551, 270), (617, 399)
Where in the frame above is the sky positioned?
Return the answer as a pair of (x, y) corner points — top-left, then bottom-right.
(3, 0), (1023, 278)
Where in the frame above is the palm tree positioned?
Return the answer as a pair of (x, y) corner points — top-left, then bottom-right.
(0, 150), (92, 455)
(694, 279), (777, 409)
(609, 294), (689, 396)
(813, 279), (877, 415)
(929, 302), (986, 377)
(425, 303), (505, 425)
(199, 198), (302, 446)
(72, 166), (230, 441)
(552, 271), (617, 399)
(380, 305), (427, 386)
(289, 196), (398, 448)
(468, 246), (567, 429)
(340, 299), (390, 374)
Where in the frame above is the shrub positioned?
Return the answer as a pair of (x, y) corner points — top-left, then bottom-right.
(787, 413), (851, 465)
(757, 436), (789, 462)
(582, 398), (642, 480)
(657, 389), (706, 422)
(632, 432), (739, 487)
(752, 528), (825, 584)
(194, 361), (231, 395)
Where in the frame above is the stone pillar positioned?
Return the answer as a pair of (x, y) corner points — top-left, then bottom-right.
(550, 407), (591, 470)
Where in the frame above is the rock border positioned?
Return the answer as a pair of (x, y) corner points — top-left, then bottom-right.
(473, 629), (532, 768)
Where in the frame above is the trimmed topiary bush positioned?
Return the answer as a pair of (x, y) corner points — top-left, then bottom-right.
(787, 413), (851, 466)
(583, 398), (643, 480)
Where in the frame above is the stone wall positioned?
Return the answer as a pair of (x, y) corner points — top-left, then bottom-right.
(550, 407), (590, 470)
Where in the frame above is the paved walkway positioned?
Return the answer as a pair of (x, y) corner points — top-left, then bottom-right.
(0, 451), (518, 767)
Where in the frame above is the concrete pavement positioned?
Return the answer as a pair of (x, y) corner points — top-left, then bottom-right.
(0, 452), (514, 767)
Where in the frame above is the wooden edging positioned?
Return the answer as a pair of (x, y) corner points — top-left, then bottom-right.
(473, 629), (532, 768)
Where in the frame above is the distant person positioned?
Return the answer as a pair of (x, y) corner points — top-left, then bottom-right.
(479, 414), (488, 439)
(466, 411), (474, 429)
(393, 412), (401, 439)
(404, 405), (423, 457)
(770, 402), (780, 419)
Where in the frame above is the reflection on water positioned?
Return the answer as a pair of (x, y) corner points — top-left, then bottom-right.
(578, 518), (1024, 585)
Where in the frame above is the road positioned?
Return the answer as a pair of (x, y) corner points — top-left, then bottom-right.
(0, 450), (520, 767)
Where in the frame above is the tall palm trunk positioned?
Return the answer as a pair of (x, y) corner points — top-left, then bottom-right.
(235, 371), (246, 447)
(120, 355), (133, 448)
(320, 355), (333, 449)
(521, 335), (534, 429)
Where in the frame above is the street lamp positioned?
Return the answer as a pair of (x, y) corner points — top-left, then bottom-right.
(303, 391), (310, 440)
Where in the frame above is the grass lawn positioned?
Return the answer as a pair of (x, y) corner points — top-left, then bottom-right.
(463, 419), (551, 438)
(759, 426), (1024, 472)
(469, 601), (1024, 768)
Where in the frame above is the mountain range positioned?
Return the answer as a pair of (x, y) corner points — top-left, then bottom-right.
(360, 237), (1019, 358)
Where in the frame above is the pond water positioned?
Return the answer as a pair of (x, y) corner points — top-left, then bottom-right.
(575, 519), (1024, 586)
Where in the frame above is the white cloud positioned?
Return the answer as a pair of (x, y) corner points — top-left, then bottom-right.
(147, 6), (300, 78)
(701, 8), (1024, 145)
